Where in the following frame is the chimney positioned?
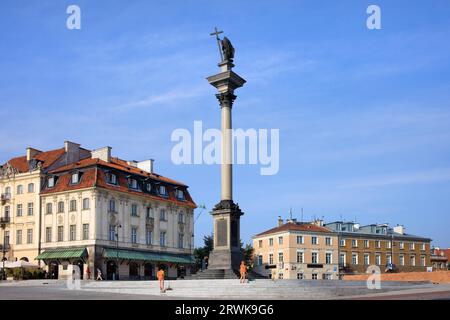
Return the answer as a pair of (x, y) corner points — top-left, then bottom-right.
(312, 219), (324, 227)
(26, 147), (41, 161)
(393, 224), (405, 235)
(277, 216), (283, 226)
(137, 159), (154, 174)
(64, 141), (81, 164)
(91, 146), (112, 163)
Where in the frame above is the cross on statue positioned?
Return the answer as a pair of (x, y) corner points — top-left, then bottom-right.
(210, 27), (224, 61)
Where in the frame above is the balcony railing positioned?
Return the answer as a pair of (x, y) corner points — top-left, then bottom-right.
(0, 244), (10, 251)
(146, 217), (154, 226)
(1, 193), (11, 203)
(0, 216), (10, 225)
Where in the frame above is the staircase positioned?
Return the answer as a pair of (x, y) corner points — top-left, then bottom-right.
(185, 268), (267, 280)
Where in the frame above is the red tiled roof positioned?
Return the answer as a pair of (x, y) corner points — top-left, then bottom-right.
(434, 249), (450, 260)
(43, 157), (196, 208)
(254, 222), (334, 237)
(5, 148), (65, 173)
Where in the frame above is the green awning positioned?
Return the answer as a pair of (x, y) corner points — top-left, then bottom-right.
(36, 247), (88, 260)
(103, 248), (193, 264)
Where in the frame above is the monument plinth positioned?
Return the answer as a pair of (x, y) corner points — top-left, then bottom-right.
(203, 29), (246, 277)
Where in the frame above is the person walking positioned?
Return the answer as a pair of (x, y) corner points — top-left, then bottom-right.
(86, 266), (91, 280)
(96, 268), (103, 281)
(157, 268), (165, 293)
(240, 261), (247, 284)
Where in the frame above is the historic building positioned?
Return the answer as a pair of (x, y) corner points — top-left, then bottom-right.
(1, 141), (196, 280)
(431, 247), (449, 270)
(324, 221), (432, 274)
(252, 218), (339, 280)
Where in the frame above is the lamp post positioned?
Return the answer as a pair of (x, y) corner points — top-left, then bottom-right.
(1, 216), (10, 281)
(115, 224), (122, 281)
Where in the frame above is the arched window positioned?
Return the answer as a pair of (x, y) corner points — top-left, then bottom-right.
(17, 185), (23, 195)
(5, 186), (11, 195)
(28, 183), (34, 193)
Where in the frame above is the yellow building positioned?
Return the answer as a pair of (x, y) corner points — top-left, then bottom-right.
(252, 218), (339, 280)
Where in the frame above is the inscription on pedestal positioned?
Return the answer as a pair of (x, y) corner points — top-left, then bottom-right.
(216, 220), (227, 247)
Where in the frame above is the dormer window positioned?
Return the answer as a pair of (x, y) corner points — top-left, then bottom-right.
(146, 183), (152, 192)
(71, 172), (80, 184)
(175, 189), (185, 200)
(129, 178), (138, 190)
(47, 177), (55, 188)
(159, 185), (167, 196)
(106, 173), (118, 185)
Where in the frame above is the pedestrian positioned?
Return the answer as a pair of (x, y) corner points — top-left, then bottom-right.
(157, 267), (165, 293)
(96, 268), (103, 281)
(240, 261), (247, 283)
(86, 266), (91, 280)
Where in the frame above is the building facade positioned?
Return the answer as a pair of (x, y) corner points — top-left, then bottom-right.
(1, 141), (196, 280)
(431, 248), (449, 270)
(252, 218), (339, 280)
(324, 221), (432, 274)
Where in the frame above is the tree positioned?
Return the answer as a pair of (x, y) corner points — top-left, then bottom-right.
(193, 234), (213, 269)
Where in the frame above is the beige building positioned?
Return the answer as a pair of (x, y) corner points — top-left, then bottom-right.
(1, 141), (196, 280)
(252, 218), (339, 280)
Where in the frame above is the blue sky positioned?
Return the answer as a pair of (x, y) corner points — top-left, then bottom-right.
(1, 0), (449, 247)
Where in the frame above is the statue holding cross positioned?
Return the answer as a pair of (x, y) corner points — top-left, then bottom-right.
(210, 27), (235, 62)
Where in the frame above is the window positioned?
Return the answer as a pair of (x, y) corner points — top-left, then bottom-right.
(278, 236), (283, 245)
(146, 207), (153, 218)
(107, 173), (118, 185)
(311, 236), (318, 245)
(82, 198), (90, 210)
(131, 204), (138, 216)
(17, 185), (23, 194)
(4, 206), (10, 218)
(351, 239), (357, 247)
(364, 253), (370, 265)
(27, 229), (33, 244)
(4, 231), (9, 245)
(340, 239), (346, 246)
(58, 201), (64, 213)
(160, 209), (167, 221)
(399, 254), (405, 266)
(46, 203), (52, 215)
(47, 177), (55, 188)
(69, 200), (77, 212)
(83, 224), (89, 240)
(46, 227), (52, 242)
(386, 241), (392, 249)
(16, 204), (23, 217)
(312, 273), (318, 280)
(410, 243), (415, 250)
(325, 237), (332, 246)
(269, 253), (274, 265)
(311, 252), (318, 264)
(278, 273), (284, 280)
(146, 228), (152, 245)
(109, 199), (116, 213)
(129, 179), (138, 190)
(364, 240), (369, 248)
(297, 251), (304, 263)
(16, 230), (22, 245)
(159, 185), (167, 196)
(178, 233), (184, 248)
(278, 252), (284, 263)
(375, 254), (381, 266)
(57, 226), (64, 242)
(70, 225), (76, 241)
(71, 173), (79, 184)
(386, 254), (392, 265)
(326, 252), (332, 264)
(269, 238), (273, 246)
(258, 240), (263, 248)
(5, 186), (11, 195)
(109, 225), (116, 241)
(176, 189), (185, 200)
(420, 256), (426, 267)
(297, 273), (304, 280)
(410, 255), (416, 266)
(399, 242), (404, 249)
(146, 183), (152, 192)
(352, 253), (358, 265)
(178, 212), (185, 223)
(297, 236), (304, 244)
(257, 255), (263, 266)
(27, 202), (34, 216)
(131, 227), (138, 244)
(28, 183), (34, 193)
(375, 240), (381, 248)
(160, 232), (166, 246)
(421, 243), (426, 251)
(339, 253), (346, 265)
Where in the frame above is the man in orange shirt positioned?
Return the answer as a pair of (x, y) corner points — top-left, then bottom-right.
(240, 261), (247, 283)
(157, 268), (165, 292)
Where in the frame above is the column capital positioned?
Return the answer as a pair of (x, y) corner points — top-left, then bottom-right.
(215, 92), (237, 109)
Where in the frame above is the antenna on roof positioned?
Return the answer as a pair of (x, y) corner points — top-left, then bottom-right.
(301, 208), (304, 223)
(289, 207), (293, 220)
